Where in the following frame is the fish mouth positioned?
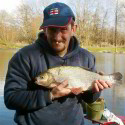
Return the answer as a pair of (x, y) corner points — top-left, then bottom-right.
(33, 77), (50, 87)
(35, 81), (40, 86)
(34, 80), (38, 84)
(33, 77), (40, 85)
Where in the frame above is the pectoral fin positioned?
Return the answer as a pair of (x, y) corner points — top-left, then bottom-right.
(71, 87), (84, 95)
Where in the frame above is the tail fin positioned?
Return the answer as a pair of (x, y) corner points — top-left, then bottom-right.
(111, 72), (123, 84)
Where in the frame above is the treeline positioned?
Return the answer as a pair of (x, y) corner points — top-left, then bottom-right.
(0, 3), (41, 45)
(0, 0), (125, 47)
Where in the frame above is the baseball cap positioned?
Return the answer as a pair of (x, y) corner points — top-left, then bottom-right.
(39, 2), (75, 30)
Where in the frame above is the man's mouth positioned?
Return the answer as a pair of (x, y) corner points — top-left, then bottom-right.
(55, 42), (60, 44)
(52, 41), (62, 46)
(52, 40), (62, 44)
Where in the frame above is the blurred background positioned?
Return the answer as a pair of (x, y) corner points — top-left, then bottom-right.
(0, 0), (125, 51)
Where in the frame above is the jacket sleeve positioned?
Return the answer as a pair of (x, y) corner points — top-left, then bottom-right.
(4, 52), (52, 112)
(81, 90), (101, 103)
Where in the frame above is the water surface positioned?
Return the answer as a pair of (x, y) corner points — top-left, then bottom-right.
(0, 50), (125, 125)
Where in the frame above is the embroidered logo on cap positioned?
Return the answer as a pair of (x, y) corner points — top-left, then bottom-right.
(49, 8), (59, 15)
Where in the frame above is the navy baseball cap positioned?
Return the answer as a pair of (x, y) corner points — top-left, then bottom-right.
(39, 2), (75, 30)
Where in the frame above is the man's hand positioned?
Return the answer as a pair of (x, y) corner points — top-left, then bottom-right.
(50, 80), (71, 100)
(92, 80), (112, 92)
(92, 71), (112, 92)
(71, 87), (84, 95)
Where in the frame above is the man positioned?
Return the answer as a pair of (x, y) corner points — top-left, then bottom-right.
(4, 2), (112, 125)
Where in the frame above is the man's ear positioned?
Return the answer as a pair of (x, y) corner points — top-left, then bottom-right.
(73, 24), (77, 32)
(71, 24), (77, 36)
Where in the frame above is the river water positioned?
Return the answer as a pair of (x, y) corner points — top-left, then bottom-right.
(0, 49), (125, 125)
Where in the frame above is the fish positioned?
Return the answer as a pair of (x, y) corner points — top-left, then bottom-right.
(34, 66), (123, 91)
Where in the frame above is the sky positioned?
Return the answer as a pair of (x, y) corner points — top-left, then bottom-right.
(0, 0), (21, 12)
(0, 0), (125, 13)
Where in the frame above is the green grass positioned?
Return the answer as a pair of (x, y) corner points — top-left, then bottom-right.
(0, 41), (28, 49)
(85, 46), (125, 53)
(0, 41), (125, 53)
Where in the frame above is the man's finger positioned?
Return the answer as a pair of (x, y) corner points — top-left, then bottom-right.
(57, 80), (68, 89)
(105, 81), (112, 88)
(49, 83), (57, 88)
(60, 88), (71, 95)
(92, 82), (99, 92)
(98, 80), (109, 88)
(95, 80), (104, 90)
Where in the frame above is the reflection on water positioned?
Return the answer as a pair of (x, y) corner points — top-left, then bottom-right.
(0, 81), (4, 96)
(95, 52), (125, 117)
(0, 50), (125, 125)
(95, 52), (125, 82)
(0, 49), (17, 125)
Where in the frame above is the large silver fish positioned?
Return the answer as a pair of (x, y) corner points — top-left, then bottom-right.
(35, 66), (122, 91)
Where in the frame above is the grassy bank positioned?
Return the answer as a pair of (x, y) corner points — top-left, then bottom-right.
(0, 41), (28, 49)
(84, 46), (125, 53)
(0, 41), (125, 53)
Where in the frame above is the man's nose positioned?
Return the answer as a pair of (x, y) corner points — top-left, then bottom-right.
(53, 30), (62, 41)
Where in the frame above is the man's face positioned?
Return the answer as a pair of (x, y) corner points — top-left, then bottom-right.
(45, 23), (76, 56)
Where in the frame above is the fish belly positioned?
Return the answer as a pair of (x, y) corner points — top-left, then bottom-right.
(51, 67), (96, 91)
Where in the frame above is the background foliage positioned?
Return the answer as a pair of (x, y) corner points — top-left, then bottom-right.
(0, 0), (125, 48)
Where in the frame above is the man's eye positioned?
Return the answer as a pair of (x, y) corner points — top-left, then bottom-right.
(48, 28), (56, 32)
(61, 28), (67, 30)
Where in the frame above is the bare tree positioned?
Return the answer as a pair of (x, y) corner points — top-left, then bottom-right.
(1, 0), (125, 48)
(16, 2), (36, 43)
(0, 10), (18, 43)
